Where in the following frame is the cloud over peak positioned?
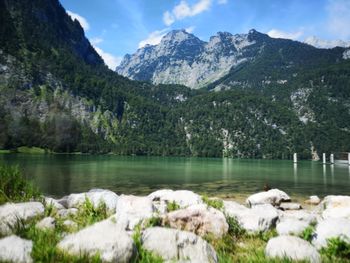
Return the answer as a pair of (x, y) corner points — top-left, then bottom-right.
(267, 29), (304, 40)
(66, 10), (90, 31)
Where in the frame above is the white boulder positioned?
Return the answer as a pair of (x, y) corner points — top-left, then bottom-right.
(44, 197), (65, 210)
(57, 218), (135, 262)
(57, 208), (78, 218)
(115, 195), (154, 230)
(36, 217), (55, 230)
(279, 202), (302, 210)
(305, 195), (321, 205)
(276, 219), (309, 236)
(164, 204), (228, 238)
(265, 235), (320, 263)
(148, 189), (203, 209)
(0, 235), (33, 263)
(279, 209), (318, 225)
(142, 227), (217, 263)
(320, 195), (350, 219)
(66, 189), (119, 212)
(312, 218), (350, 249)
(0, 202), (44, 235)
(62, 219), (78, 229)
(246, 189), (291, 207)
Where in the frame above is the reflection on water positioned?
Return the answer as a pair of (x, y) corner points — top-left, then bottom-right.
(1, 154), (350, 198)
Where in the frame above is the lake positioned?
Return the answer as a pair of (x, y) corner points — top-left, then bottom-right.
(1, 154), (349, 199)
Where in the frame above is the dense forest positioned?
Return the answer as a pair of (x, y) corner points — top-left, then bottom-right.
(0, 0), (349, 159)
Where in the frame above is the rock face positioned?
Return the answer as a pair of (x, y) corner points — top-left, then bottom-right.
(57, 218), (135, 263)
(148, 189), (203, 209)
(116, 29), (259, 88)
(276, 219), (309, 236)
(312, 218), (350, 249)
(115, 195), (154, 230)
(142, 227), (217, 263)
(265, 236), (320, 263)
(164, 204), (228, 238)
(246, 189), (291, 207)
(0, 235), (33, 263)
(0, 202), (45, 235)
(36, 217), (56, 230)
(66, 189), (119, 212)
(320, 195), (350, 219)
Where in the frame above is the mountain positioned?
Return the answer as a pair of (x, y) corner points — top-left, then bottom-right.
(0, 0), (349, 159)
(117, 29), (349, 89)
(304, 36), (350, 49)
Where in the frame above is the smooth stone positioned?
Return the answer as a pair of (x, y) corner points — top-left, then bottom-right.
(265, 235), (320, 263)
(164, 204), (228, 238)
(36, 217), (55, 230)
(57, 217), (135, 263)
(0, 235), (33, 263)
(312, 218), (350, 249)
(279, 209), (318, 224)
(57, 208), (78, 218)
(66, 189), (119, 212)
(320, 195), (350, 219)
(44, 197), (65, 210)
(148, 189), (203, 209)
(246, 189), (291, 207)
(0, 202), (44, 235)
(115, 195), (154, 230)
(62, 219), (78, 229)
(142, 227), (217, 263)
(305, 195), (321, 205)
(279, 202), (302, 210)
(276, 219), (309, 236)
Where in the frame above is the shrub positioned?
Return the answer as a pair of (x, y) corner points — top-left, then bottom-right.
(0, 164), (41, 204)
(166, 201), (180, 212)
(72, 198), (109, 227)
(321, 237), (350, 260)
(202, 195), (224, 210)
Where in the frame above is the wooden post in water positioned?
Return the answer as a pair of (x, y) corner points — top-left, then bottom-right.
(330, 153), (334, 164)
(322, 153), (326, 165)
(293, 153), (297, 163)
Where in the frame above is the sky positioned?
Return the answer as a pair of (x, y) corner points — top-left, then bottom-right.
(59, 0), (350, 69)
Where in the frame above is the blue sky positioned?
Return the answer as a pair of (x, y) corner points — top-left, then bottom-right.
(60, 0), (350, 69)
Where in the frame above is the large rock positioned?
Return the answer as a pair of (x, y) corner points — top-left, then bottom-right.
(164, 204), (228, 238)
(36, 217), (56, 230)
(305, 195), (321, 205)
(246, 189), (291, 207)
(66, 189), (119, 212)
(279, 209), (318, 225)
(0, 235), (33, 263)
(265, 235), (320, 263)
(312, 218), (350, 249)
(148, 189), (203, 209)
(224, 201), (278, 232)
(57, 218), (135, 262)
(44, 197), (65, 210)
(279, 202), (302, 211)
(115, 195), (154, 230)
(0, 202), (44, 235)
(142, 227), (217, 263)
(276, 219), (309, 236)
(320, 195), (350, 219)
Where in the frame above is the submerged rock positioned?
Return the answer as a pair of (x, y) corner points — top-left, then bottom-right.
(0, 202), (44, 235)
(148, 189), (203, 209)
(142, 227), (217, 263)
(36, 217), (55, 230)
(320, 195), (350, 219)
(312, 218), (350, 249)
(265, 235), (320, 263)
(57, 217), (135, 263)
(115, 195), (154, 230)
(163, 204), (228, 238)
(0, 235), (33, 263)
(276, 219), (309, 236)
(246, 189), (291, 207)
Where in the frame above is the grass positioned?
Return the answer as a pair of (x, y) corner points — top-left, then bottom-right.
(16, 146), (46, 154)
(321, 237), (350, 261)
(0, 149), (11, 154)
(0, 164), (41, 205)
(202, 195), (224, 210)
(299, 225), (316, 243)
(144, 215), (163, 228)
(166, 201), (180, 212)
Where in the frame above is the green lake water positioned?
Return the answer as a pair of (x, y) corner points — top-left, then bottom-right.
(1, 154), (349, 199)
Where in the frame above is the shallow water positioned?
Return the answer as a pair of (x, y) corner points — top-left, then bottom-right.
(1, 154), (349, 198)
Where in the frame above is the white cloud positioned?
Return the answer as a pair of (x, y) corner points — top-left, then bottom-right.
(304, 36), (350, 48)
(267, 29), (304, 40)
(163, 0), (212, 26)
(185, 26), (196, 33)
(138, 28), (170, 48)
(90, 37), (103, 45)
(91, 40), (122, 70)
(66, 10), (90, 31)
(326, 0), (350, 39)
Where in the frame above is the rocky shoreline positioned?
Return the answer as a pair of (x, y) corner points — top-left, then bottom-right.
(0, 188), (349, 262)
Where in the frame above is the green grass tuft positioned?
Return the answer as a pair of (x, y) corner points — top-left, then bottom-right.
(321, 237), (350, 260)
(202, 195), (224, 210)
(166, 201), (180, 212)
(300, 225), (315, 243)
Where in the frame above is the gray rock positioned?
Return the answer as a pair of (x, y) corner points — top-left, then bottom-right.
(142, 227), (217, 263)
(62, 219), (78, 229)
(246, 189), (291, 207)
(57, 217), (135, 263)
(148, 189), (203, 209)
(57, 208), (78, 218)
(115, 195), (154, 230)
(0, 202), (44, 235)
(320, 195), (350, 219)
(305, 195), (321, 205)
(164, 204), (228, 238)
(0, 235), (33, 263)
(279, 202), (302, 210)
(279, 209), (318, 225)
(44, 197), (65, 210)
(276, 219), (309, 236)
(312, 218), (350, 249)
(36, 217), (55, 230)
(265, 235), (320, 263)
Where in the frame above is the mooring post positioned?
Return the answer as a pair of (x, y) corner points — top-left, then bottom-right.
(330, 153), (334, 164)
(293, 153), (297, 163)
(322, 153), (326, 165)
